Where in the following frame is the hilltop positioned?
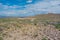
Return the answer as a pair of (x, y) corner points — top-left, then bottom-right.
(0, 13), (60, 40)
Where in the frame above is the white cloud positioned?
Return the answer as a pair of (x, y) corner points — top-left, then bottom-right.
(0, 0), (60, 16)
(25, 0), (60, 14)
(27, 0), (32, 3)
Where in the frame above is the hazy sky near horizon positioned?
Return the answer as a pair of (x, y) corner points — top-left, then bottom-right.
(0, 0), (60, 17)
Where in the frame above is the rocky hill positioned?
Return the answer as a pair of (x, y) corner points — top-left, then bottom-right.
(0, 14), (60, 40)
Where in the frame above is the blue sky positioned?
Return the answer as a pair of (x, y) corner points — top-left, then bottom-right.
(0, 0), (60, 17)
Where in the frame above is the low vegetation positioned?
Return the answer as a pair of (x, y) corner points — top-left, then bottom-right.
(42, 38), (47, 40)
(0, 14), (60, 40)
(0, 37), (3, 40)
(54, 24), (60, 30)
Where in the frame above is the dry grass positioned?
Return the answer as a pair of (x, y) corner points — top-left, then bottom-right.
(0, 14), (60, 40)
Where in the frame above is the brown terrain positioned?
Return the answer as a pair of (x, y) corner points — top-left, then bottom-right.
(0, 13), (60, 40)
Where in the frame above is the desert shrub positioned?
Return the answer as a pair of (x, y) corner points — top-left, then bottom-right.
(42, 38), (47, 40)
(33, 34), (38, 38)
(0, 27), (3, 32)
(0, 27), (3, 34)
(54, 24), (60, 30)
(17, 26), (22, 28)
(0, 25), (9, 29)
(0, 37), (3, 40)
(32, 19), (38, 25)
(43, 21), (49, 26)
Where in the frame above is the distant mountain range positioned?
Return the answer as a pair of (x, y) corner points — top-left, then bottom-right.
(0, 13), (60, 18)
(0, 15), (25, 18)
(0, 15), (7, 18)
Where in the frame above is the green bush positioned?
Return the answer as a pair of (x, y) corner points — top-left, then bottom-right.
(54, 24), (60, 30)
(42, 38), (47, 40)
(0, 37), (3, 40)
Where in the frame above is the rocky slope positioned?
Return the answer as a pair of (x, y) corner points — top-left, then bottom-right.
(0, 14), (60, 40)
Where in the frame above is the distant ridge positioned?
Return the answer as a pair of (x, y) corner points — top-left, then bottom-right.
(0, 13), (60, 18)
(0, 15), (7, 18)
